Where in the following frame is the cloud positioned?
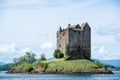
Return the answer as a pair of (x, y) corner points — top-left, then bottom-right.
(92, 46), (120, 60)
(39, 42), (53, 49)
(21, 47), (31, 53)
(92, 34), (116, 43)
(0, 43), (19, 63)
(96, 21), (120, 42)
(0, 0), (102, 9)
(118, 20), (120, 25)
(0, 43), (53, 63)
(0, 0), (64, 9)
(0, 43), (16, 53)
(0, 43), (32, 63)
(98, 46), (108, 54)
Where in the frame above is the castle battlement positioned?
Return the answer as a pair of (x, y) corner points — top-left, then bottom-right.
(57, 22), (91, 60)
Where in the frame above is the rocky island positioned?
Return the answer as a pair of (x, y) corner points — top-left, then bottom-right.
(7, 59), (112, 74)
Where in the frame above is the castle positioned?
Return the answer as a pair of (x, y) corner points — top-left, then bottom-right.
(57, 22), (91, 60)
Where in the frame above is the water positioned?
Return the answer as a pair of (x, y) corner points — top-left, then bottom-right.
(0, 71), (120, 80)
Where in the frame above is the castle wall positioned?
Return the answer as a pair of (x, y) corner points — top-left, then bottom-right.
(82, 24), (91, 59)
(57, 29), (68, 54)
(68, 28), (82, 54)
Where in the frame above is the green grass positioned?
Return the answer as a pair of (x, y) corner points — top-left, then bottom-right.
(34, 62), (48, 68)
(13, 64), (33, 71)
(41, 59), (104, 72)
(13, 59), (104, 72)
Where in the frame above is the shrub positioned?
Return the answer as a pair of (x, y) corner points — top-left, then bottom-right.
(65, 44), (69, 56)
(13, 64), (33, 71)
(53, 49), (64, 59)
(95, 62), (104, 68)
(39, 53), (46, 61)
(23, 64), (33, 71)
(35, 62), (48, 68)
(57, 52), (64, 58)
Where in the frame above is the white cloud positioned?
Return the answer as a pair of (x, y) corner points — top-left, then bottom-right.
(118, 20), (120, 24)
(92, 34), (116, 43)
(0, 43), (19, 63)
(21, 47), (31, 53)
(0, 43), (16, 53)
(39, 42), (53, 49)
(0, 0), (103, 9)
(0, 44), (32, 63)
(92, 46), (120, 60)
(96, 21), (120, 42)
(98, 46), (108, 54)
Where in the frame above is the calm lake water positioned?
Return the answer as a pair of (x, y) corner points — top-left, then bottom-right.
(0, 71), (120, 80)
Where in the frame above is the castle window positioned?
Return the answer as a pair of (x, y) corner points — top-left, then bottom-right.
(79, 31), (80, 34)
(60, 37), (62, 39)
(59, 44), (61, 48)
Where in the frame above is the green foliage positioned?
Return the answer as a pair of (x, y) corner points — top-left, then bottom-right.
(53, 49), (60, 58)
(14, 64), (25, 70)
(65, 44), (69, 56)
(13, 58), (19, 65)
(57, 52), (64, 58)
(39, 53), (46, 61)
(13, 52), (36, 65)
(19, 56), (26, 64)
(95, 62), (104, 68)
(35, 62), (48, 68)
(23, 64), (33, 71)
(25, 52), (36, 64)
(53, 49), (64, 59)
(42, 59), (105, 72)
(13, 64), (33, 71)
(0, 63), (15, 71)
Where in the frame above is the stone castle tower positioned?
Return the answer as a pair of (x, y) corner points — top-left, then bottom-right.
(57, 22), (91, 60)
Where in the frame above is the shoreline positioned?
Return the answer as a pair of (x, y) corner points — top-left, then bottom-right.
(7, 69), (113, 74)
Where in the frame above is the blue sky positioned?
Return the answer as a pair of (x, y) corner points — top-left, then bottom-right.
(0, 0), (120, 63)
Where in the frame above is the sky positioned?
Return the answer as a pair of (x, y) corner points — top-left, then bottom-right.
(0, 0), (120, 63)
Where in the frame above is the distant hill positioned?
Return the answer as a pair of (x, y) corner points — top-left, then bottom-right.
(47, 57), (55, 60)
(0, 63), (15, 71)
(92, 59), (120, 67)
(0, 62), (5, 65)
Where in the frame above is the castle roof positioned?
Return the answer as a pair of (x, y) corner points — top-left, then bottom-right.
(67, 24), (81, 31)
(81, 22), (90, 29)
(58, 22), (90, 32)
(68, 25), (76, 28)
(59, 26), (62, 32)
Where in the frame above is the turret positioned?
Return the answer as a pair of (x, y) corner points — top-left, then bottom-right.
(59, 26), (62, 32)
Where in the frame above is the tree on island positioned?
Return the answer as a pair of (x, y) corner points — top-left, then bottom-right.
(25, 52), (36, 64)
(53, 49), (64, 59)
(39, 53), (46, 61)
(13, 52), (36, 65)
